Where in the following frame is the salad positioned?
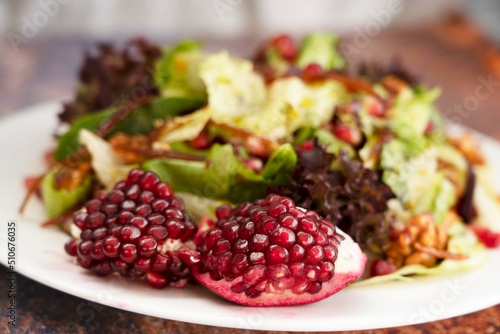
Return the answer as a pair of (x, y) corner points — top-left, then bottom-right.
(21, 33), (500, 307)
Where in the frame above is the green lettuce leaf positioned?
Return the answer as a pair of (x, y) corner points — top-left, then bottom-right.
(41, 168), (93, 218)
(55, 97), (204, 161)
(297, 33), (346, 70)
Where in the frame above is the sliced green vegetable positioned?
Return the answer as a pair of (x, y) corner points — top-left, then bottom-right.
(297, 33), (346, 70)
(261, 143), (297, 185)
(41, 168), (93, 218)
(55, 97), (204, 161)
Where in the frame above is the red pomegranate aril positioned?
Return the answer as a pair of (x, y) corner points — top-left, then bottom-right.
(288, 207), (306, 219)
(73, 211), (88, 230)
(278, 214), (298, 231)
(273, 227), (296, 248)
(318, 261), (335, 282)
(258, 216), (279, 235)
(289, 261), (305, 277)
(105, 215), (117, 226)
(137, 236), (157, 258)
(151, 199), (169, 213)
(86, 199), (102, 214)
(180, 221), (197, 242)
(77, 256), (94, 269)
(129, 216), (148, 231)
(305, 265), (320, 281)
(147, 213), (165, 225)
(170, 197), (185, 210)
(306, 245), (325, 264)
(205, 229), (223, 249)
(269, 34), (297, 60)
(177, 247), (202, 266)
(289, 244), (306, 261)
(90, 240), (106, 260)
(64, 238), (79, 256)
(139, 172), (160, 191)
(213, 239), (231, 256)
(243, 265), (267, 285)
(319, 221), (335, 237)
(146, 271), (169, 288)
(470, 226), (500, 248)
(138, 191), (155, 204)
(249, 252), (266, 265)
(234, 239), (249, 253)
(323, 245), (338, 263)
(80, 229), (92, 241)
(155, 182), (173, 200)
(268, 264), (291, 280)
(126, 168), (144, 186)
(189, 133), (211, 149)
(118, 225), (141, 242)
(165, 220), (185, 239)
(134, 204), (152, 217)
(101, 203), (118, 215)
(134, 258), (151, 274)
(107, 189), (125, 204)
(239, 221), (256, 240)
(223, 223), (239, 243)
(111, 259), (130, 274)
(164, 208), (184, 220)
(231, 281), (246, 294)
(92, 227), (108, 241)
(147, 225), (168, 240)
(151, 254), (172, 272)
(308, 282), (322, 294)
(118, 211), (134, 224)
(102, 236), (121, 258)
(314, 230), (328, 245)
(125, 184), (141, 201)
(108, 224), (121, 236)
(267, 245), (289, 264)
(216, 205), (232, 220)
(370, 259), (397, 277)
(300, 218), (318, 236)
(302, 63), (323, 82)
(267, 203), (287, 218)
(92, 260), (113, 276)
(120, 244), (138, 264)
(231, 253), (249, 275)
(250, 234), (270, 252)
(292, 278), (311, 295)
(87, 212), (105, 229)
(77, 240), (93, 260)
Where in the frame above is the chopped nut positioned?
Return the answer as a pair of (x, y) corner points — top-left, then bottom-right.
(381, 75), (409, 94)
(109, 133), (150, 164)
(54, 162), (92, 192)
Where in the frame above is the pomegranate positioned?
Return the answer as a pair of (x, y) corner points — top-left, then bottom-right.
(192, 194), (367, 306)
(369, 259), (397, 277)
(470, 226), (500, 249)
(65, 169), (198, 288)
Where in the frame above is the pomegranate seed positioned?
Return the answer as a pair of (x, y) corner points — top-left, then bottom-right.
(118, 211), (134, 224)
(234, 239), (249, 253)
(318, 261), (335, 282)
(301, 63), (323, 82)
(298, 139), (314, 151)
(86, 200), (102, 214)
(269, 34), (297, 60)
(146, 271), (169, 288)
(120, 244), (138, 264)
(139, 172), (160, 191)
(147, 225), (168, 240)
(369, 98), (385, 117)
(243, 265), (267, 286)
(177, 247), (202, 266)
(273, 227), (296, 248)
(151, 254), (172, 272)
(64, 238), (79, 256)
(118, 225), (141, 242)
(250, 234), (270, 252)
(297, 232), (315, 249)
(134, 258), (151, 274)
(80, 229), (92, 241)
(77, 240), (93, 260)
(73, 211), (88, 230)
(231, 254), (249, 275)
(470, 226), (500, 248)
(249, 252), (266, 265)
(134, 204), (152, 217)
(267, 203), (287, 218)
(267, 245), (289, 264)
(92, 227), (108, 241)
(289, 261), (305, 277)
(278, 214), (298, 231)
(125, 184), (141, 200)
(91, 240), (106, 260)
(369, 259), (397, 277)
(189, 133), (211, 150)
(102, 236), (121, 258)
(77, 256), (94, 269)
(155, 182), (173, 200)
(216, 205), (233, 220)
(107, 190), (125, 204)
(151, 199), (169, 212)
(137, 236), (157, 258)
(87, 212), (105, 229)
(92, 261), (113, 276)
(308, 282), (322, 294)
(289, 244), (306, 261)
(126, 168), (144, 186)
(166, 219), (185, 238)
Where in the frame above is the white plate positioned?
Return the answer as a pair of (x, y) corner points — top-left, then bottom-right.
(1, 102), (499, 332)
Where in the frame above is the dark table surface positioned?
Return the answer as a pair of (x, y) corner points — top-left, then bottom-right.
(1, 19), (500, 334)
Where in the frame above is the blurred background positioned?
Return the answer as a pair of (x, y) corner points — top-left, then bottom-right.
(1, 0), (500, 130)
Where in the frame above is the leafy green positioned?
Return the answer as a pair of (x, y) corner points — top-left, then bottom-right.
(293, 127), (355, 158)
(41, 168), (93, 218)
(142, 143), (297, 204)
(155, 40), (207, 98)
(297, 33), (346, 70)
(55, 97), (204, 161)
